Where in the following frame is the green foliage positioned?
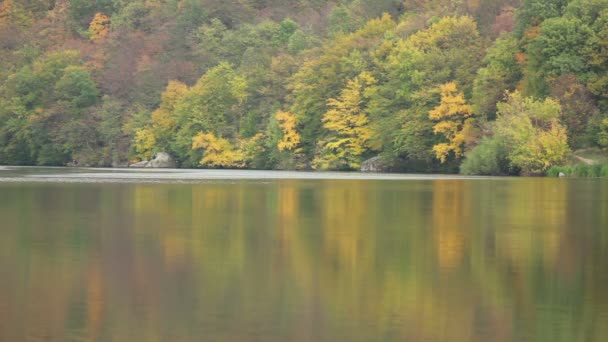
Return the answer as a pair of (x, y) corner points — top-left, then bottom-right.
(68, 0), (115, 24)
(460, 138), (510, 175)
(599, 117), (608, 147)
(1, 0), (607, 172)
(547, 163), (608, 177)
(289, 14), (396, 159)
(516, 0), (568, 35)
(493, 92), (570, 175)
(111, 2), (152, 32)
(527, 17), (593, 83)
(0, 50), (101, 165)
(370, 16), (483, 165)
(54, 66), (99, 108)
(472, 35), (521, 120)
(328, 5), (362, 36)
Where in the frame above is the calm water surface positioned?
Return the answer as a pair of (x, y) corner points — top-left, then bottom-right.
(1, 167), (607, 341)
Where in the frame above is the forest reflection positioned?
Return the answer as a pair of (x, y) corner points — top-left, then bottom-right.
(1, 178), (607, 341)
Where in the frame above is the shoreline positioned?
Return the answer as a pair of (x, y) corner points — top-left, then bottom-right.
(0, 166), (500, 183)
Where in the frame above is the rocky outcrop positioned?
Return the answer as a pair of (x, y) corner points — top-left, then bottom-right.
(361, 156), (388, 173)
(129, 152), (176, 168)
(147, 152), (176, 168)
(129, 160), (150, 168)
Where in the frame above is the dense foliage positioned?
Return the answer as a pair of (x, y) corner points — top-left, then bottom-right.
(1, 0), (607, 174)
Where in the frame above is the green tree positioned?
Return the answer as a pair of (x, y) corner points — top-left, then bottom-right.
(289, 14), (396, 159)
(525, 17), (593, 97)
(369, 16), (483, 167)
(472, 35), (521, 120)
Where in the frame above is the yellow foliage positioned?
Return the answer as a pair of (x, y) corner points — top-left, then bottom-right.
(134, 128), (157, 160)
(192, 132), (245, 168)
(429, 82), (474, 163)
(510, 120), (570, 173)
(89, 12), (111, 42)
(313, 73), (374, 170)
(151, 108), (174, 132)
(160, 81), (189, 111)
(429, 82), (473, 120)
(151, 81), (189, 133)
(275, 111), (300, 151)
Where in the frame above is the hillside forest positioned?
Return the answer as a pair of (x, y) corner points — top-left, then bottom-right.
(1, 0), (608, 175)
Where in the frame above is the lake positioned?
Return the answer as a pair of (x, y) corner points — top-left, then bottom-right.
(1, 167), (607, 341)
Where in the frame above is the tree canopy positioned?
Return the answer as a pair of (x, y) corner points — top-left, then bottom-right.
(0, 0), (605, 175)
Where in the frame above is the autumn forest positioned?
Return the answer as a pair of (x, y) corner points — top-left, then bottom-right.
(2, 0), (608, 175)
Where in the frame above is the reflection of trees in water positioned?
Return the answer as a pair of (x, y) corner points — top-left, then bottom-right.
(2, 180), (608, 340)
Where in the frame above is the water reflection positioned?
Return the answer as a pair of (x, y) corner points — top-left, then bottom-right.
(0, 178), (607, 341)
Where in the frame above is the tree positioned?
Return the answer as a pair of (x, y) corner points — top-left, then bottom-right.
(275, 111), (300, 151)
(68, 0), (115, 25)
(289, 14), (396, 159)
(192, 132), (244, 168)
(525, 17), (593, 96)
(313, 73), (374, 170)
(472, 35), (521, 120)
(368, 16), (484, 167)
(429, 82), (475, 163)
(515, 0), (568, 36)
(89, 12), (111, 41)
(149, 80), (188, 149)
(54, 66), (99, 108)
(133, 128), (156, 160)
(493, 92), (570, 174)
(154, 63), (248, 166)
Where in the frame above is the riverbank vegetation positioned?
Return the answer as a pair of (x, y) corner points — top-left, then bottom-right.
(547, 164), (608, 178)
(1, 0), (608, 175)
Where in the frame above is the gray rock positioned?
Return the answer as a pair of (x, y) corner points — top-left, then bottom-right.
(559, 172), (566, 178)
(146, 152), (176, 168)
(361, 156), (388, 173)
(129, 160), (150, 168)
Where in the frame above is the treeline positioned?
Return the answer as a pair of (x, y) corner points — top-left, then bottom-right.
(1, 0), (607, 174)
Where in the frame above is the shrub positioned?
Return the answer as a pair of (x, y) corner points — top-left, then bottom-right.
(572, 164), (588, 177)
(460, 138), (510, 175)
(602, 164), (608, 177)
(589, 164), (602, 178)
(547, 165), (571, 177)
(548, 163), (608, 177)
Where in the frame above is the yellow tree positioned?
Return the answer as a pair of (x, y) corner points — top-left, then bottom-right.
(429, 82), (475, 163)
(89, 12), (110, 42)
(192, 132), (244, 168)
(151, 80), (189, 141)
(134, 128), (157, 161)
(275, 110), (300, 151)
(313, 73), (375, 170)
(493, 92), (570, 174)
